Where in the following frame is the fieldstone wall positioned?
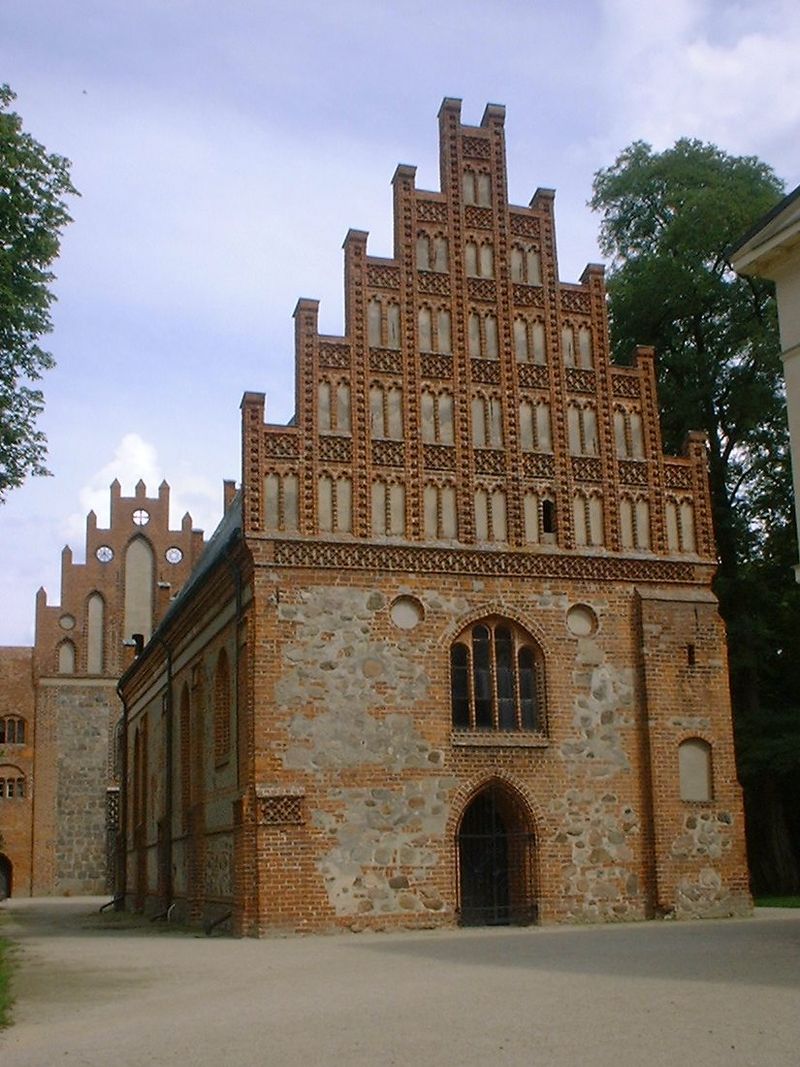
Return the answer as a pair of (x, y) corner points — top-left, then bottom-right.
(54, 683), (119, 893)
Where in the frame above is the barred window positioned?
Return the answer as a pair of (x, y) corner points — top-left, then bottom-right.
(0, 768), (26, 799)
(451, 619), (545, 733)
(0, 716), (25, 745)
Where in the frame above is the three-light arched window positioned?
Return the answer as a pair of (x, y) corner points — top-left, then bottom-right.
(0, 716), (25, 745)
(451, 619), (545, 733)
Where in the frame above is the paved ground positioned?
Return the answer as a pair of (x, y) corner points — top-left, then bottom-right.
(1, 898), (798, 1066)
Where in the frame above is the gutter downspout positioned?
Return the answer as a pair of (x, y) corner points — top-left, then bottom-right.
(223, 540), (243, 791)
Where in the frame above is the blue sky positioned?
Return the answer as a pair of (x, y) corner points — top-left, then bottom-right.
(2, 0), (799, 643)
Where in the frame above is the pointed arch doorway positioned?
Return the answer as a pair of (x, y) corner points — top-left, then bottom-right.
(457, 782), (537, 926)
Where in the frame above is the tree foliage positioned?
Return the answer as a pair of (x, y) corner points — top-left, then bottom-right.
(591, 138), (785, 578)
(0, 84), (77, 498)
(592, 138), (800, 892)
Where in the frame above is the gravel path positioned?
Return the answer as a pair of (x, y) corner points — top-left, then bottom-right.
(1, 897), (798, 1066)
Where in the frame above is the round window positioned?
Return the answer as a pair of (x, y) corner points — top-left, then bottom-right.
(132, 509), (150, 526)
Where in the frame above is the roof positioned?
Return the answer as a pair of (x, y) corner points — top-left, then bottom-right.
(729, 183), (800, 276)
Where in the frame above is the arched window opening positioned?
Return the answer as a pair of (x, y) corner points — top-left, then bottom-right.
(479, 242), (494, 278)
(450, 618), (545, 733)
(124, 537), (154, 643)
(58, 640), (75, 675)
(510, 245), (541, 286)
(0, 768), (26, 800)
(416, 233), (431, 270)
(367, 298), (382, 346)
(0, 717), (26, 745)
(679, 739), (713, 802)
(433, 235), (448, 272)
(265, 472), (299, 532)
(318, 475), (353, 534)
(542, 499), (557, 537)
(423, 482), (457, 541)
(87, 592), (104, 674)
(386, 304), (401, 349)
(578, 325), (593, 368)
(180, 685), (191, 828)
(372, 480), (406, 538)
(214, 650), (231, 765)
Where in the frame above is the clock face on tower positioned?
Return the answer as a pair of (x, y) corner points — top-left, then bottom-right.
(96, 545), (114, 563)
(165, 546), (183, 565)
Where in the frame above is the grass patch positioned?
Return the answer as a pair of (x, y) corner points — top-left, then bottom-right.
(0, 933), (14, 1029)
(755, 896), (800, 908)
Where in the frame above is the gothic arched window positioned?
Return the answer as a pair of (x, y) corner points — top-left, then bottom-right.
(451, 619), (545, 733)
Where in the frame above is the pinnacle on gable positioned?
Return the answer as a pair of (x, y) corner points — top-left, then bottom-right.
(481, 102), (506, 127)
(135, 479), (147, 497)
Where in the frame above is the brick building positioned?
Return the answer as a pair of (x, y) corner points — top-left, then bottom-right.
(119, 100), (750, 934)
(0, 481), (204, 897)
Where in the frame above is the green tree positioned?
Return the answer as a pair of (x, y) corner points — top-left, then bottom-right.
(0, 84), (77, 498)
(591, 139), (800, 893)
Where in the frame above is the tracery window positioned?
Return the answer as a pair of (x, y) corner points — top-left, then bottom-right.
(450, 619), (545, 733)
(0, 716), (26, 745)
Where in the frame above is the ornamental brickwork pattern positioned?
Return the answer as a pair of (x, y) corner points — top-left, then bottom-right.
(245, 100), (714, 570)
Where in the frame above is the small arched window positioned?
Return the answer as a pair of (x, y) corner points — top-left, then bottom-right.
(58, 640), (76, 675)
(451, 619), (545, 733)
(0, 716), (26, 745)
(0, 767), (26, 799)
(679, 738), (713, 802)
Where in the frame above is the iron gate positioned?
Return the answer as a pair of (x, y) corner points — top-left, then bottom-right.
(458, 784), (536, 926)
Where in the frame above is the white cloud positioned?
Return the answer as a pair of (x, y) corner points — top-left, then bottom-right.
(596, 0), (800, 183)
(64, 433), (222, 557)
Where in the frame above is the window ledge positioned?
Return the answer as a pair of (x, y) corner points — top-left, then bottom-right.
(450, 731), (549, 749)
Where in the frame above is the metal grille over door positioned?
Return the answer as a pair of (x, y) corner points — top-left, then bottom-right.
(458, 783), (536, 926)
